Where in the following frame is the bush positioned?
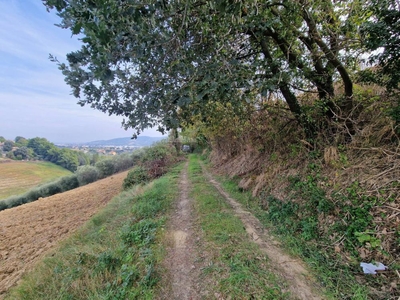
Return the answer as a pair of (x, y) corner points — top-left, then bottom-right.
(76, 165), (99, 186)
(123, 166), (150, 190)
(131, 148), (146, 164)
(113, 154), (134, 173)
(95, 159), (116, 178)
(39, 182), (63, 197)
(58, 175), (79, 191)
(140, 142), (171, 164)
(140, 142), (176, 178)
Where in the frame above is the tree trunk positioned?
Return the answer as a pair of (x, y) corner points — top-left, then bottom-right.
(259, 38), (316, 140)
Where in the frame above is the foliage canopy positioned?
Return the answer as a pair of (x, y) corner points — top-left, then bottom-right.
(43, 0), (398, 140)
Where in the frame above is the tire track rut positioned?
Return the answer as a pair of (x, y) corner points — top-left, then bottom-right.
(200, 163), (326, 300)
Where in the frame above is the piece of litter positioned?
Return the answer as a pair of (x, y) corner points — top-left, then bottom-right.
(360, 262), (387, 274)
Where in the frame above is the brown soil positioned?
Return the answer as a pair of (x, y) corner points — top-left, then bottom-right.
(158, 162), (205, 300)
(0, 171), (128, 298)
(201, 163), (326, 300)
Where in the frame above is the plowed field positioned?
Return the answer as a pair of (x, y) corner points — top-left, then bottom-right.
(0, 171), (128, 297)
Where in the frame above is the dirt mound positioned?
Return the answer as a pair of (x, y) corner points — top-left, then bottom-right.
(0, 171), (128, 298)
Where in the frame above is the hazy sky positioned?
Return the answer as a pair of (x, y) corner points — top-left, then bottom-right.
(0, 0), (163, 143)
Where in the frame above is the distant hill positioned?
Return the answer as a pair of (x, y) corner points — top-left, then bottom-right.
(84, 136), (166, 147)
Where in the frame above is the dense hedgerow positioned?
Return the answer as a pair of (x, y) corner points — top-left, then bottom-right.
(75, 165), (99, 186)
(0, 174), (79, 211)
(95, 159), (116, 178)
(0, 143), (178, 211)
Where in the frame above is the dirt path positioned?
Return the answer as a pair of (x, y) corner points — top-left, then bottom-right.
(201, 164), (325, 300)
(160, 162), (203, 300)
(0, 171), (128, 298)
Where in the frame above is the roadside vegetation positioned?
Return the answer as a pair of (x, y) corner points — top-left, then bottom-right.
(0, 141), (177, 211)
(5, 142), (182, 299)
(188, 155), (290, 299)
(5, 164), (183, 300)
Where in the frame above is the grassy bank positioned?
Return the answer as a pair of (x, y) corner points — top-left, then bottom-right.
(206, 156), (396, 299)
(0, 161), (72, 199)
(187, 154), (290, 299)
(5, 163), (183, 300)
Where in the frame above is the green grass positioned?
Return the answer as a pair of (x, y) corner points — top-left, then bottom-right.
(0, 161), (72, 199)
(187, 154), (290, 299)
(206, 161), (373, 299)
(5, 163), (184, 300)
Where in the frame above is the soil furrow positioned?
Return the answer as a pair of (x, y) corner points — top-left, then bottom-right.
(0, 171), (127, 298)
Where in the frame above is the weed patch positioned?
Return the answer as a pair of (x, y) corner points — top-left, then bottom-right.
(213, 157), (397, 299)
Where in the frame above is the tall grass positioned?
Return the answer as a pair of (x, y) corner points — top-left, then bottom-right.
(211, 160), (375, 299)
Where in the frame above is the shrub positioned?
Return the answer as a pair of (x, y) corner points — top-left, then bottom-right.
(25, 187), (42, 202)
(131, 148), (146, 164)
(0, 200), (6, 210)
(123, 166), (150, 190)
(38, 182), (63, 197)
(140, 142), (171, 164)
(140, 142), (176, 178)
(58, 175), (79, 191)
(76, 165), (99, 186)
(114, 154), (134, 173)
(95, 159), (116, 178)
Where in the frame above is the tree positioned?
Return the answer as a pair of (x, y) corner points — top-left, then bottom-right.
(361, 0), (400, 90)
(43, 0), (363, 140)
(3, 140), (14, 152)
(27, 137), (53, 158)
(95, 159), (116, 178)
(13, 147), (32, 160)
(27, 137), (84, 171)
(15, 136), (28, 147)
(0, 136), (5, 143)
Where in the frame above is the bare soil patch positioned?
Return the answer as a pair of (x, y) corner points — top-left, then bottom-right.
(158, 162), (204, 300)
(0, 171), (128, 298)
(201, 164), (326, 300)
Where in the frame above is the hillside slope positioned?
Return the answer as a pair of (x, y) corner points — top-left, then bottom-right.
(0, 161), (72, 199)
(0, 170), (128, 297)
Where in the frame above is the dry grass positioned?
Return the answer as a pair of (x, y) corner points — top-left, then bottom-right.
(0, 161), (72, 199)
(204, 86), (400, 298)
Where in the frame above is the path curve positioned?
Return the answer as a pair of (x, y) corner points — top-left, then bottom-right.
(0, 171), (128, 298)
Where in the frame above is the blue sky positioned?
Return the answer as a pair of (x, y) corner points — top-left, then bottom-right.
(0, 0), (162, 143)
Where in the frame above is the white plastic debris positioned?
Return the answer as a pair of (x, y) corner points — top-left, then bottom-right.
(360, 262), (387, 274)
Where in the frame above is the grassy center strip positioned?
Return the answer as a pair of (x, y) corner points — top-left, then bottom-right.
(6, 163), (184, 300)
(187, 154), (290, 299)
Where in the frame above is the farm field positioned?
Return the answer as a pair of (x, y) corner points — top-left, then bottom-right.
(0, 170), (128, 297)
(0, 160), (72, 200)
